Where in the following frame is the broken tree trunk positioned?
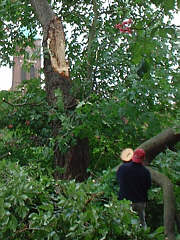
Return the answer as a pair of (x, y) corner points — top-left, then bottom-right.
(30, 0), (90, 181)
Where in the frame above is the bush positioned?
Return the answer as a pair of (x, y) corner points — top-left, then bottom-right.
(0, 162), (164, 239)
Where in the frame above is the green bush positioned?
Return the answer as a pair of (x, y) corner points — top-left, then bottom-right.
(0, 161), (164, 239)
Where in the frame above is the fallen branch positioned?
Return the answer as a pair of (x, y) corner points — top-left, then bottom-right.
(147, 167), (176, 240)
(138, 127), (180, 164)
(83, 191), (104, 212)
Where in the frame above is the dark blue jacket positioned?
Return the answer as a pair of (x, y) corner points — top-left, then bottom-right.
(116, 162), (151, 203)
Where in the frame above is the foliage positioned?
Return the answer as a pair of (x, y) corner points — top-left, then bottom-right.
(0, 0), (179, 238)
(0, 0), (179, 170)
(60, 0), (180, 107)
(0, 162), (165, 239)
(0, 79), (54, 169)
(147, 149), (180, 231)
(0, 0), (38, 66)
(0, 78), (178, 172)
(150, 149), (180, 206)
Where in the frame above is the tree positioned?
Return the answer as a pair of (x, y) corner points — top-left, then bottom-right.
(0, 0), (179, 180)
(0, 0), (180, 238)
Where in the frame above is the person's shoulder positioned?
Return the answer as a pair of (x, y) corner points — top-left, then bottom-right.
(142, 165), (151, 175)
(117, 162), (130, 171)
(143, 165), (150, 171)
(135, 163), (149, 172)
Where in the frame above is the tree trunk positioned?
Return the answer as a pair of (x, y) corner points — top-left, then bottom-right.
(30, 0), (90, 181)
(54, 138), (90, 181)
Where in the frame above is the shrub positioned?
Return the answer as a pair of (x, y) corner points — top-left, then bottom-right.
(0, 162), (164, 239)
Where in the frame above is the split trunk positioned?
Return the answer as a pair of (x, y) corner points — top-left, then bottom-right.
(30, 0), (90, 181)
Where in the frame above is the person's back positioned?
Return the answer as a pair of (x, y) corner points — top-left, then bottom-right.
(116, 148), (151, 228)
(117, 161), (151, 202)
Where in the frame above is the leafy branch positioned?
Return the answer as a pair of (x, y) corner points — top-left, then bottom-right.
(8, 225), (44, 239)
(83, 191), (104, 211)
(0, 152), (11, 160)
(2, 98), (43, 107)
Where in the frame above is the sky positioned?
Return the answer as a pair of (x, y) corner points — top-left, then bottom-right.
(0, 12), (179, 91)
(0, 66), (12, 90)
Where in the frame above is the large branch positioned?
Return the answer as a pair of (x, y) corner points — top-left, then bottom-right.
(138, 127), (180, 164)
(147, 167), (176, 240)
(113, 127), (180, 172)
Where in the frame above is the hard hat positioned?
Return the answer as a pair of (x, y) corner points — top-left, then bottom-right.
(120, 148), (134, 162)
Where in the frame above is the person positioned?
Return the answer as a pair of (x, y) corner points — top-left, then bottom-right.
(116, 148), (151, 229)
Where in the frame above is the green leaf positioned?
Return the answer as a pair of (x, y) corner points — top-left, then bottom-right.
(0, 199), (5, 218)
(178, 0), (180, 8)
(163, 0), (175, 12)
(9, 215), (18, 231)
(1, 215), (9, 226)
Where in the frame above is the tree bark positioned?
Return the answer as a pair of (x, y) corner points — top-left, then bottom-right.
(147, 167), (176, 240)
(30, 0), (90, 181)
(175, 212), (180, 233)
(86, 0), (98, 95)
(54, 138), (90, 181)
(138, 127), (180, 164)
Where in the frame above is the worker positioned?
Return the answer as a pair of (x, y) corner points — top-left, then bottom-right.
(117, 148), (151, 229)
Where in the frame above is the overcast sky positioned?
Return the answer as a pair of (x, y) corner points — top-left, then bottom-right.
(0, 12), (179, 91)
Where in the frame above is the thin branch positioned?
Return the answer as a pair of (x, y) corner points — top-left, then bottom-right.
(0, 152), (11, 160)
(82, 192), (104, 211)
(2, 98), (43, 107)
(86, 0), (99, 92)
(8, 225), (46, 239)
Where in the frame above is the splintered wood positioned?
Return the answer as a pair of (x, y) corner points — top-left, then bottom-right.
(47, 16), (69, 78)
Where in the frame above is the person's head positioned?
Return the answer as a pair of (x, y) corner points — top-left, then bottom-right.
(132, 148), (146, 163)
